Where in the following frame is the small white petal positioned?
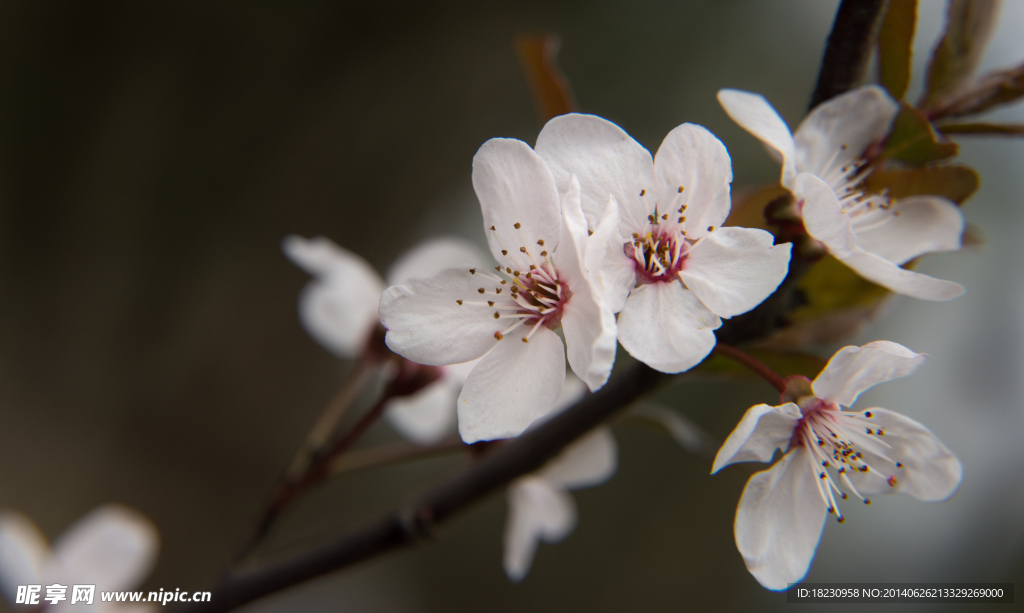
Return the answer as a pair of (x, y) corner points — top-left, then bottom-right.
(384, 379), (459, 445)
(680, 227), (792, 318)
(735, 449), (827, 591)
(617, 282), (721, 374)
(536, 113), (655, 230)
(712, 403), (802, 473)
(837, 247), (965, 301)
(457, 325), (566, 443)
(385, 236), (487, 286)
(539, 427), (617, 490)
(552, 372), (588, 413)
(812, 341), (926, 408)
(473, 138), (562, 267)
(794, 85), (898, 179)
(284, 235), (385, 359)
(846, 407), (962, 501)
(631, 402), (707, 454)
(52, 505), (158, 592)
(0, 512), (48, 600)
(585, 196), (635, 314)
(793, 173), (857, 256)
(653, 123), (733, 241)
(503, 477), (577, 582)
(557, 184), (618, 392)
(379, 268), (509, 367)
(852, 195), (964, 265)
(717, 89), (798, 188)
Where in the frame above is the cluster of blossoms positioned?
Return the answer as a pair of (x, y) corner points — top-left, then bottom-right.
(289, 84), (964, 585)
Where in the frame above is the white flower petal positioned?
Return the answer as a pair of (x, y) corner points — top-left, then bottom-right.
(284, 235), (385, 359)
(379, 268), (508, 366)
(793, 173), (857, 256)
(557, 183), (618, 392)
(0, 512), (48, 601)
(653, 123), (733, 241)
(552, 372), (588, 413)
(712, 403), (802, 473)
(853, 195), (964, 266)
(680, 227), (792, 318)
(503, 477), (577, 582)
(52, 505), (158, 592)
(717, 89), (798, 188)
(384, 379), (459, 445)
(735, 448), (827, 591)
(793, 85), (898, 178)
(539, 427), (617, 490)
(535, 113), (654, 231)
(837, 247), (965, 301)
(441, 359), (479, 385)
(812, 341), (926, 408)
(846, 407), (962, 501)
(585, 196), (635, 314)
(457, 324), (566, 443)
(473, 138), (562, 268)
(385, 236), (487, 286)
(617, 282), (721, 374)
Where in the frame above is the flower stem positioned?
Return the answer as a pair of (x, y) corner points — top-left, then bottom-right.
(328, 437), (467, 476)
(712, 344), (786, 394)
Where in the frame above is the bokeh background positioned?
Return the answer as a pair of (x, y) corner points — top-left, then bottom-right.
(0, 0), (1021, 611)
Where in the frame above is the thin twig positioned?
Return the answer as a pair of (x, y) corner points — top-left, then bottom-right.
(328, 437), (467, 476)
(712, 344), (786, 393)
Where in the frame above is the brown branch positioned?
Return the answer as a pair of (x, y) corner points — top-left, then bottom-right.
(809, 0), (889, 110)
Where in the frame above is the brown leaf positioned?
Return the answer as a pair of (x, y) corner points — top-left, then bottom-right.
(515, 35), (578, 124)
(920, 0), (1000, 107)
(939, 122), (1024, 136)
(928, 63), (1024, 119)
(863, 165), (979, 204)
(877, 0), (917, 100)
(881, 102), (958, 165)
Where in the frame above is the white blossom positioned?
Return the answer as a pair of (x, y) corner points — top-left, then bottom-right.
(718, 86), (964, 301)
(712, 341), (962, 590)
(284, 235), (485, 444)
(0, 505), (159, 611)
(535, 114), (792, 373)
(379, 138), (618, 443)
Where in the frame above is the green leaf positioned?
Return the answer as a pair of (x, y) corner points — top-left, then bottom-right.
(881, 103), (958, 165)
(939, 122), (1024, 136)
(877, 0), (917, 100)
(515, 35), (578, 124)
(862, 165), (979, 204)
(921, 0), (1000, 107)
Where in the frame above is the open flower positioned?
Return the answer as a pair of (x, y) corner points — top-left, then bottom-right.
(717, 86), (964, 301)
(712, 341), (962, 590)
(379, 138), (618, 443)
(284, 235), (484, 444)
(535, 114), (792, 373)
(503, 375), (615, 581)
(0, 505), (159, 611)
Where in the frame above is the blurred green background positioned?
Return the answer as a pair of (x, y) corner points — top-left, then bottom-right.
(0, 0), (1021, 611)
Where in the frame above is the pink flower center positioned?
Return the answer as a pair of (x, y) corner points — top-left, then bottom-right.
(791, 398), (903, 523)
(627, 226), (691, 285)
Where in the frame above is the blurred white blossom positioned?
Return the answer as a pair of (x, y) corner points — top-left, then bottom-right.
(379, 139), (618, 443)
(718, 86), (964, 301)
(536, 114), (791, 373)
(712, 341), (962, 589)
(0, 505), (159, 612)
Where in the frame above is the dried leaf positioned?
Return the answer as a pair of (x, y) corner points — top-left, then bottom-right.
(920, 0), (1001, 107)
(961, 221), (986, 251)
(877, 0), (917, 100)
(863, 165), (979, 204)
(928, 63), (1024, 119)
(939, 122), (1024, 136)
(515, 35), (578, 124)
(882, 102), (958, 165)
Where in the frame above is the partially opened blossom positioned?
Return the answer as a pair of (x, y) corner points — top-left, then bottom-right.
(284, 235), (485, 444)
(535, 114), (792, 373)
(503, 374), (615, 581)
(0, 505), (159, 611)
(718, 86), (964, 301)
(712, 341), (962, 590)
(379, 138), (618, 443)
